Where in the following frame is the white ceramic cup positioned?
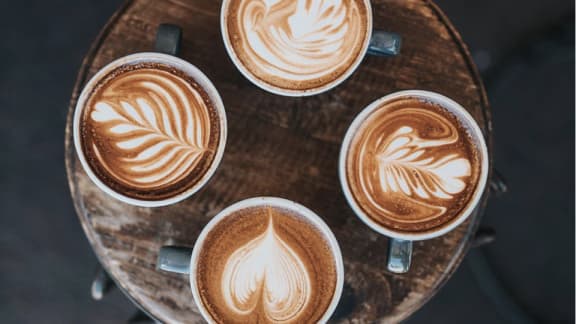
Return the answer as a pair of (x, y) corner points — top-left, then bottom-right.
(157, 197), (345, 323)
(339, 90), (489, 272)
(73, 25), (227, 207)
(220, 0), (402, 97)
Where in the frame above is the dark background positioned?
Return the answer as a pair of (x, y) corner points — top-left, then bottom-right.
(0, 0), (574, 323)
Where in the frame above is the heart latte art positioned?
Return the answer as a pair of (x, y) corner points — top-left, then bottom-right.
(79, 63), (221, 201)
(221, 216), (311, 321)
(345, 97), (483, 233)
(223, 0), (370, 93)
(195, 206), (338, 323)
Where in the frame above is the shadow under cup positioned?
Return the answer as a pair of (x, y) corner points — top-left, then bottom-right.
(339, 90), (489, 273)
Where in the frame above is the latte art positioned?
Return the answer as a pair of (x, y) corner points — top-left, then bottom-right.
(346, 97), (482, 233)
(241, 0), (362, 80)
(373, 118), (472, 221)
(80, 63), (222, 201)
(224, 0), (370, 93)
(377, 126), (470, 202)
(195, 205), (338, 323)
(222, 214), (311, 321)
(90, 70), (210, 188)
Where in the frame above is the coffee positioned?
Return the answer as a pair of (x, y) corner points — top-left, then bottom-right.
(78, 61), (223, 202)
(344, 96), (484, 235)
(221, 0), (371, 95)
(193, 204), (339, 323)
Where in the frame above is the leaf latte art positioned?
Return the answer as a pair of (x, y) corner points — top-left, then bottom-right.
(346, 98), (482, 233)
(376, 126), (471, 203)
(80, 64), (220, 201)
(221, 214), (311, 321)
(224, 0), (369, 92)
(195, 205), (338, 323)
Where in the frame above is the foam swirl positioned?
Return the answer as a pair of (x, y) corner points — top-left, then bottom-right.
(221, 210), (311, 321)
(88, 69), (211, 189)
(346, 99), (481, 231)
(376, 126), (471, 201)
(229, 0), (367, 89)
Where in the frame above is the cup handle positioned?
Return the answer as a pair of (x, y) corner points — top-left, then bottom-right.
(387, 238), (412, 274)
(155, 23), (182, 56)
(367, 30), (402, 57)
(157, 246), (193, 274)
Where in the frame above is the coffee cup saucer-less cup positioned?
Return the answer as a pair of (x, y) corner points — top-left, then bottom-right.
(220, 0), (402, 97)
(73, 24), (227, 207)
(339, 90), (489, 273)
(157, 197), (345, 323)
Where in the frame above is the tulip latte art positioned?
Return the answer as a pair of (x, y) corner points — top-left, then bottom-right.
(195, 205), (338, 323)
(345, 97), (483, 234)
(223, 0), (370, 94)
(79, 63), (222, 201)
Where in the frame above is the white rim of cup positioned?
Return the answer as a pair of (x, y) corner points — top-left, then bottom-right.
(338, 90), (490, 241)
(73, 53), (228, 208)
(220, 0), (373, 97)
(189, 197), (345, 323)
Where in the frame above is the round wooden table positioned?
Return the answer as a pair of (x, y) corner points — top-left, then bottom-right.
(65, 0), (493, 322)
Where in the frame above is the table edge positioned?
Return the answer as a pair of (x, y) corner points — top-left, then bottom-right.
(64, 0), (493, 322)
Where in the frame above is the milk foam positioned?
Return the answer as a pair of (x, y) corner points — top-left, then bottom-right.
(86, 68), (212, 190)
(374, 126), (470, 201)
(346, 99), (481, 231)
(221, 213), (311, 321)
(226, 0), (368, 92)
(194, 204), (339, 323)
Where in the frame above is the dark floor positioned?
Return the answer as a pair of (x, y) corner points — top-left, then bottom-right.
(0, 0), (574, 323)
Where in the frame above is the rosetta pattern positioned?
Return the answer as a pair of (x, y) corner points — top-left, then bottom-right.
(351, 105), (477, 225)
(376, 126), (471, 201)
(89, 70), (210, 189)
(237, 0), (364, 82)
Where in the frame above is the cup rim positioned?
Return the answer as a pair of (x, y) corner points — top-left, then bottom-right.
(188, 196), (345, 323)
(338, 90), (490, 241)
(72, 52), (228, 207)
(219, 0), (373, 97)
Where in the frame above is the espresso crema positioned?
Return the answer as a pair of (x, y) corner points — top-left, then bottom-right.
(195, 205), (338, 323)
(345, 97), (483, 234)
(223, 0), (370, 93)
(79, 62), (222, 201)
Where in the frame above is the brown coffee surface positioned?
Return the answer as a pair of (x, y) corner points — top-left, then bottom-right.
(195, 205), (338, 323)
(80, 63), (221, 201)
(346, 97), (482, 234)
(223, 0), (369, 93)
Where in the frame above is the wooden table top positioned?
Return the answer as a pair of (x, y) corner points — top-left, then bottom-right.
(65, 0), (493, 322)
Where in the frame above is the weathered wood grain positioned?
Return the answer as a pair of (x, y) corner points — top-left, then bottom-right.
(65, 0), (493, 322)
